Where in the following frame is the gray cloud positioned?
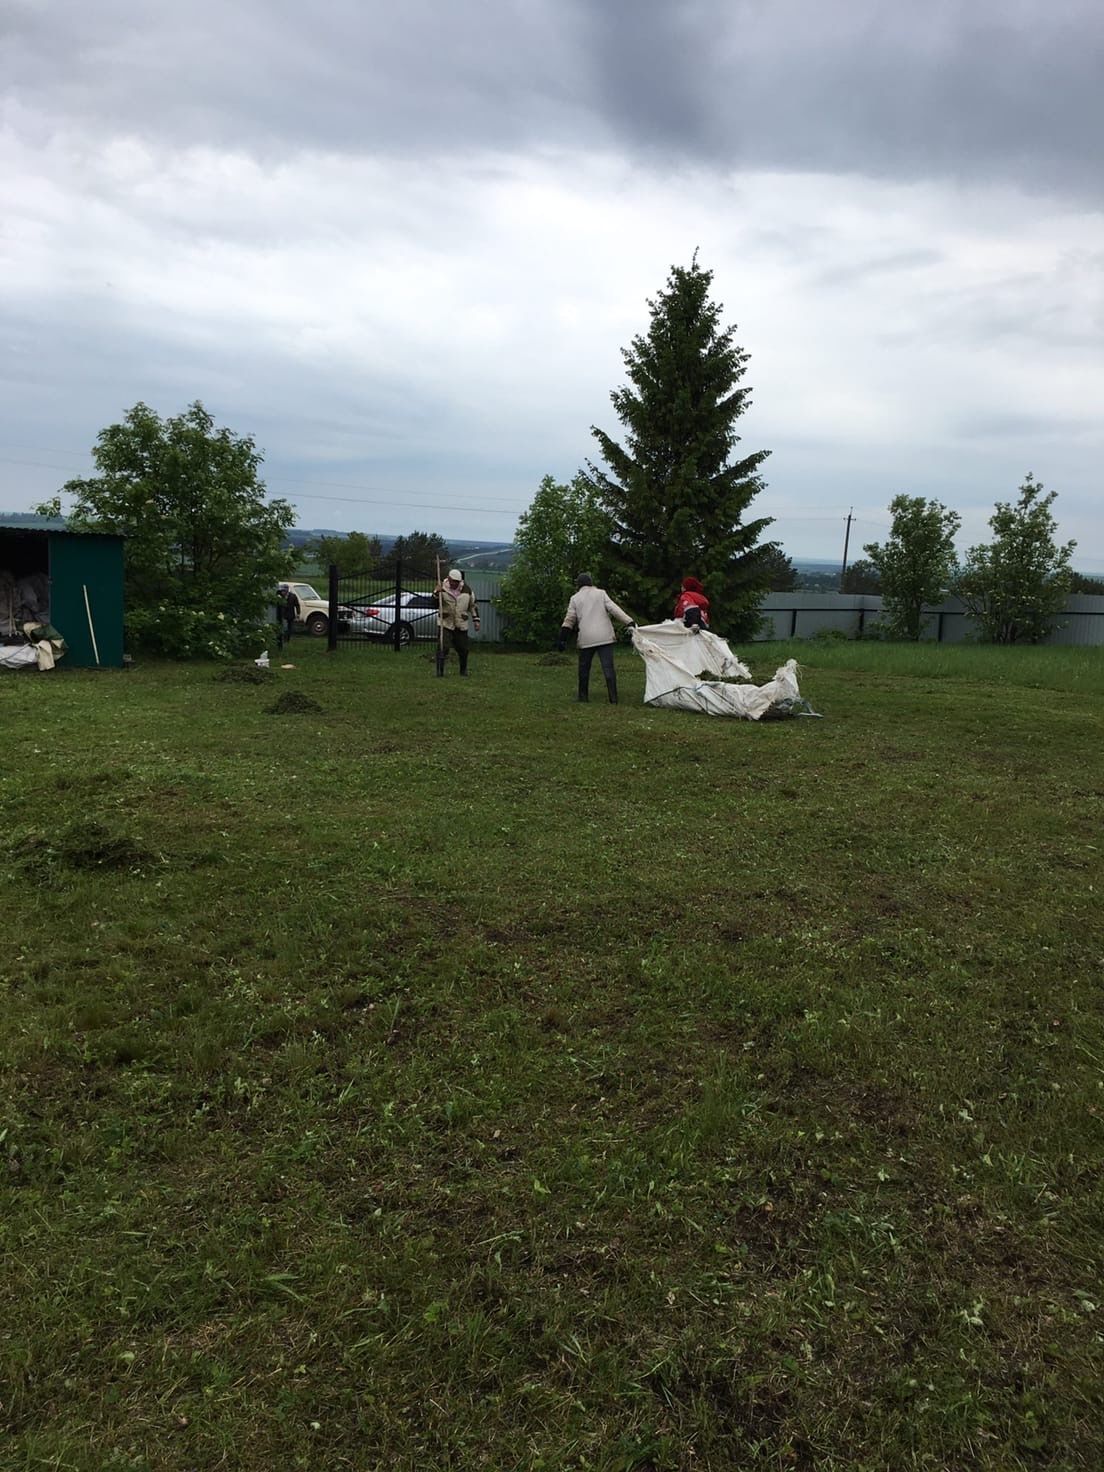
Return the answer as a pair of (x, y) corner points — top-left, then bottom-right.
(580, 0), (1104, 200)
(4, 0), (1102, 199)
(2, 1), (1102, 563)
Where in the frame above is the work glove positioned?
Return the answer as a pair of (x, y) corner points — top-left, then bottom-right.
(556, 627), (571, 652)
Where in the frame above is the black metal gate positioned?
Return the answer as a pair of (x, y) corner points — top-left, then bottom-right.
(327, 562), (442, 652)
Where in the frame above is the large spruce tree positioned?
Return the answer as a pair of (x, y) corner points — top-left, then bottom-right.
(587, 256), (773, 635)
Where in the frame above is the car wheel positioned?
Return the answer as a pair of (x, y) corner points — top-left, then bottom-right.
(389, 621), (414, 648)
(306, 612), (329, 637)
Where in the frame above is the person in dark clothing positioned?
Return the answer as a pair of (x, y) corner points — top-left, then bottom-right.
(279, 584), (300, 642)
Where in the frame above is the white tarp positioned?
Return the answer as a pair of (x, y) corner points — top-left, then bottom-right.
(630, 620), (811, 719)
(0, 643), (38, 670)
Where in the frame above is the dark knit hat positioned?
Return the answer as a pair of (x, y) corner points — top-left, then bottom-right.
(576, 572), (594, 587)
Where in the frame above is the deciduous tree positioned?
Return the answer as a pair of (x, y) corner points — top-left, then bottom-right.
(64, 401), (293, 657)
(954, 475), (1075, 644)
(587, 256), (773, 637)
(310, 531), (382, 575)
(497, 473), (612, 644)
(864, 495), (960, 640)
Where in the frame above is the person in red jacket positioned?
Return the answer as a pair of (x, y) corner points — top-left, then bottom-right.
(673, 576), (710, 631)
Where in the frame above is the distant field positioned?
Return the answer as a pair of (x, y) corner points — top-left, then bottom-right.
(2, 641), (1102, 1470)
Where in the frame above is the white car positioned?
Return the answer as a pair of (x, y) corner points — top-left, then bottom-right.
(344, 590), (445, 645)
(279, 582), (356, 637)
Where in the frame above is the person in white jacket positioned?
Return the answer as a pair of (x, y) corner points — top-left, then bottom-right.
(557, 573), (634, 704)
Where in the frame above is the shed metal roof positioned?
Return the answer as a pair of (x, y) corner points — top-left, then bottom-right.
(0, 513), (120, 536)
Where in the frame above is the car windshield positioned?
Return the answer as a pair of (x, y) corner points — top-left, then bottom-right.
(293, 585), (321, 600)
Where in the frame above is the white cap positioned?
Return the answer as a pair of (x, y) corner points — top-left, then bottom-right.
(448, 568), (462, 581)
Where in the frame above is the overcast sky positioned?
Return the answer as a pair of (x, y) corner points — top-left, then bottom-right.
(2, 0), (1102, 565)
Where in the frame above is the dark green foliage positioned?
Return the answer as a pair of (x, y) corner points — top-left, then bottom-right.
(587, 257), (773, 636)
(64, 402), (295, 658)
(760, 544), (799, 592)
(841, 557), (882, 595)
(1070, 571), (1104, 595)
(381, 530), (451, 578)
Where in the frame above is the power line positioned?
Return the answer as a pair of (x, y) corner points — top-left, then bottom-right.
(279, 490), (519, 516)
(0, 449), (525, 504)
(264, 472), (521, 505)
(0, 455), (85, 473)
(0, 454), (524, 518)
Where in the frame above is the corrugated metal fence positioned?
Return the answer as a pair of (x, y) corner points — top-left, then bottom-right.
(753, 592), (1104, 645)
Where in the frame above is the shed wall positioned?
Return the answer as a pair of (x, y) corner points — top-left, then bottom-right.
(49, 533), (125, 667)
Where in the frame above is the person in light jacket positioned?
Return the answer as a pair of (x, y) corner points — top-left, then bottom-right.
(434, 568), (480, 675)
(556, 573), (634, 704)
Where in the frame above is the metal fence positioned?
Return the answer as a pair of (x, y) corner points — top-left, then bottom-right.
(322, 571), (1104, 650)
(325, 564), (506, 649)
(753, 592), (1104, 646)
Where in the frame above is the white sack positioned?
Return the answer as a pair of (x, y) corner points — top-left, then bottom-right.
(0, 643), (38, 669)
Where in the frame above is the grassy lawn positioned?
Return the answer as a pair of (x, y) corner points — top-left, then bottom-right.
(2, 638), (1102, 1470)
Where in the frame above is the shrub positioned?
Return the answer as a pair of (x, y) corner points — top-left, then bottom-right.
(127, 605), (273, 661)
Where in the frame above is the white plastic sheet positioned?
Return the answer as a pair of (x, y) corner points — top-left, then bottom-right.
(630, 620), (809, 719)
(0, 643), (38, 669)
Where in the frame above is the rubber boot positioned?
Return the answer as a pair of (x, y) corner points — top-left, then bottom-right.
(606, 672), (619, 704)
(577, 677), (589, 703)
(459, 655), (469, 677)
(436, 649), (446, 677)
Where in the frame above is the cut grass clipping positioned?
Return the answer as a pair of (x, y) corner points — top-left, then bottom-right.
(265, 690), (324, 714)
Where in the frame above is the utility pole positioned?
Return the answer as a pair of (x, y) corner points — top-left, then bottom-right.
(839, 508), (854, 592)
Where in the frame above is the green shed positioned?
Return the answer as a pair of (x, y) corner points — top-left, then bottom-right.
(0, 515), (125, 669)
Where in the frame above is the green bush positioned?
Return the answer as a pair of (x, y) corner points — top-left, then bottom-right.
(810, 626), (850, 643)
(127, 605), (273, 661)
